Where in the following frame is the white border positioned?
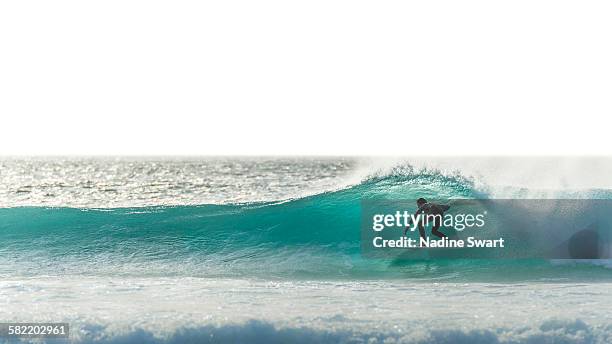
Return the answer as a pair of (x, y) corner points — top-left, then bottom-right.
(1, 1), (610, 155)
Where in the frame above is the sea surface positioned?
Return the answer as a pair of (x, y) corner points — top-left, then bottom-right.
(1, 157), (611, 343)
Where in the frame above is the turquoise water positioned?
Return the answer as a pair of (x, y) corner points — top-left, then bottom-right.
(2, 165), (611, 281)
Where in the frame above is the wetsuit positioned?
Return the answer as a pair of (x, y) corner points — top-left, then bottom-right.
(414, 202), (450, 239)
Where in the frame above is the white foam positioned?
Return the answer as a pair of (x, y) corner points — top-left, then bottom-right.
(354, 157), (612, 196)
(2, 277), (611, 343)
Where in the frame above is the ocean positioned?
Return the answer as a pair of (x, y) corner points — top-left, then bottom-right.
(1, 157), (611, 343)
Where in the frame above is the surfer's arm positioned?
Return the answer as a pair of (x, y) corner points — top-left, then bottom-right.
(404, 209), (421, 236)
(404, 214), (413, 236)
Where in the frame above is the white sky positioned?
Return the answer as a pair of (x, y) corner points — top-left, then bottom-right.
(1, 1), (611, 156)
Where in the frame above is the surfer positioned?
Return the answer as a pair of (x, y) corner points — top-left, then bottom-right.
(404, 198), (450, 239)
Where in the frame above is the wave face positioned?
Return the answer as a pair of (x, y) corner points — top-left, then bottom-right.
(2, 169), (612, 281)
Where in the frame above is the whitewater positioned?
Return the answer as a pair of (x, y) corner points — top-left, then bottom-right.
(1, 157), (611, 343)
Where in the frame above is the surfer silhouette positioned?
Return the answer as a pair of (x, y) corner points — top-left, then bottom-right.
(404, 198), (450, 239)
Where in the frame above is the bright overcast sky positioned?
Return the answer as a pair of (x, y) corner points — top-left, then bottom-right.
(1, 1), (611, 155)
